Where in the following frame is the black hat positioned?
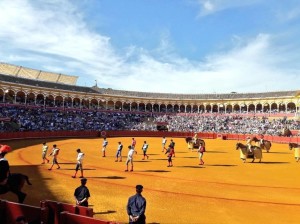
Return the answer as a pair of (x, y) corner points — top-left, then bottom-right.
(81, 178), (87, 183)
(136, 184), (143, 190)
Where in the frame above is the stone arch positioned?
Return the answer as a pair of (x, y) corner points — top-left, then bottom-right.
(167, 104), (173, 113)
(174, 104), (179, 113)
(90, 99), (98, 109)
(16, 90), (26, 104)
(206, 105), (212, 113)
(27, 92), (35, 105)
(226, 105), (233, 113)
(146, 103), (152, 112)
(131, 102), (138, 111)
(233, 104), (240, 112)
(45, 94), (54, 107)
(73, 97), (81, 108)
(186, 105), (192, 113)
(64, 96), (72, 108)
(54, 96), (63, 107)
(212, 104), (218, 113)
(115, 101), (122, 110)
(256, 103), (262, 112)
(36, 93), (45, 106)
(160, 104), (166, 113)
(287, 102), (296, 112)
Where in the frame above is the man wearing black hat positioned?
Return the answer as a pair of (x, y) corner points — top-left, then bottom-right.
(74, 178), (90, 207)
(127, 184), (146, 224)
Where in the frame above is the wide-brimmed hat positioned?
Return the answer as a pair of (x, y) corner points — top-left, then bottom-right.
(0, 145), (12, 153)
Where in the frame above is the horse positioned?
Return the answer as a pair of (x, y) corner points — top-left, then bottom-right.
(251, 136), (272, 152)
(0, 173), (32, 203)
(185, 137), (205, 150)
(282, 128), (292, 137)
(236, 142), (262, 163)
(288, 143), (300, 162)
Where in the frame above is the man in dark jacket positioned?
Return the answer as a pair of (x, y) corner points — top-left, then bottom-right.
(127, 184), (146, 224)
(74, 178), (90, 207)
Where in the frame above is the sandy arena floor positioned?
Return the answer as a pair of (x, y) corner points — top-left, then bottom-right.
(1, 137), (300, 224)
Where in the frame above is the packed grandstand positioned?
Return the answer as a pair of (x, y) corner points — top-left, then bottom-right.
(0, 62), (300, 136)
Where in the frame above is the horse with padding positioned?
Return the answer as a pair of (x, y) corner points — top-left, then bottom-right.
(251, 136), (272, 152)
(0, 144), (32, 203)
(288, 143), (300, 162)
(185, 137), (205, 149)
(236, 142), (262, 163)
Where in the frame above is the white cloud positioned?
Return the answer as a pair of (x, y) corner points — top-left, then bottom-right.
(276, 7), (300, 23)
(195, 0), (261, 17)
(0, 0), (300, 94)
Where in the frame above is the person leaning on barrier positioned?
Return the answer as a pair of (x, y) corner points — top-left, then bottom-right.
(127, 185), (146, 224)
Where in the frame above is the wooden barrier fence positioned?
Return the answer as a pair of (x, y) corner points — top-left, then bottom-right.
(0, 130), (299, 144)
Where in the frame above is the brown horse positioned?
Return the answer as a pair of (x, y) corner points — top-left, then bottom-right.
(251, 137), (272, 152)
(185, 137), (205, 149)
(0, 173), (32, 203)
(288, 143), (300, 162)
(282, 128), (292, 137)
(236, 142), (262, 163)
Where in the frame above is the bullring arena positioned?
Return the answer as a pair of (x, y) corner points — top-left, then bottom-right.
(1, 62), (300, 224)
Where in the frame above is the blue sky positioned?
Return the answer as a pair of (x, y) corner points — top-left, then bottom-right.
(1, 0), (300, 94)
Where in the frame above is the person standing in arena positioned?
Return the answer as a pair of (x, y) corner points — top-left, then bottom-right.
(141, 141), (149, 160)
(131, 138), (137, 149)
(41, 142), (50, 164)
(115, 141), (123, 162)
(165, 146), (174, 167)
(102, 137), (108, 157)
(48, 144), (61, 170)
(162, 137), (167, 152)
(127, 185), (147, 224)
(169, 139), (176, 157)
(197, 143), (205, 165)
(72, 148), (85, 178)
(125, 145), (137, 172)
(74, 178), (90, 207)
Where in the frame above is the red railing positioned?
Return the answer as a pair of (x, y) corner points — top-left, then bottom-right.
(0, 130), (299, 144)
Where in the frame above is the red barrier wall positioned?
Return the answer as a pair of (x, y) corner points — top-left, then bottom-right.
(0, 200), (48, 224)
(0, 130), (300, 144)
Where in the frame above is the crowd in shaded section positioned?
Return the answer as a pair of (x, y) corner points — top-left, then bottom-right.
(0, 106), (299, 136)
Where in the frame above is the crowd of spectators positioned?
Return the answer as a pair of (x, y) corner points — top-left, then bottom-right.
(0, 106), (300, 136)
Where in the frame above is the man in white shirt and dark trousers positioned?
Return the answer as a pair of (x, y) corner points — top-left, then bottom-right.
(125, 145), (137, 172)
(72, 148), (85, 178)
(102, 138), (108, 157)
(142, 141), (149, 160)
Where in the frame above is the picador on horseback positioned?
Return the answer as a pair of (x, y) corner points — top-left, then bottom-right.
(0, 144), (32, 203)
